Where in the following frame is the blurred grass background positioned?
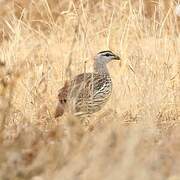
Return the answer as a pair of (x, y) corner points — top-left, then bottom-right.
(0, 0), (179, 179)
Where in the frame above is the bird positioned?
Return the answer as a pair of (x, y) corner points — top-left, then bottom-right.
(54, 50), (120, 118)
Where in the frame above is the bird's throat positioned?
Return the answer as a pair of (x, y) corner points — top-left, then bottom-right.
(94, 62), (109, 75)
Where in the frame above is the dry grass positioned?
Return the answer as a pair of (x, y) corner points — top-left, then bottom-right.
(0, 0), (179, 180)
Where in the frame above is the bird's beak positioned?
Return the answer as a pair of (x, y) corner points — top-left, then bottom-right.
(113, 55), (121, 60)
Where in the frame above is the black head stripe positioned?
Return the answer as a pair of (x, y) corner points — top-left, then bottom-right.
(105, 53), (113, 56)
(98, 50), (113, 54)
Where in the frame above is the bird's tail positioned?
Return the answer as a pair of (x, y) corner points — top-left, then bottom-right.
(54, 102), (64, 118)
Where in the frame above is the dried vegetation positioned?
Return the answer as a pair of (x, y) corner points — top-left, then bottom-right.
(0, 0), (179, 180)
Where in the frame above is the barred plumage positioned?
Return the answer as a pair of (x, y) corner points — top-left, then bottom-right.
(55, 50), (120, 118)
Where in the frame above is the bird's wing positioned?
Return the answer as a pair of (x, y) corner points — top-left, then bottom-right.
(57, 73), (106, 101)
(69, 73), (101, 99)
(57, 73), (92, 101)
(72, 73), (93, 84)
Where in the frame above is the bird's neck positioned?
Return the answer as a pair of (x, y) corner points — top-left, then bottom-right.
(94, 62), (109, 76)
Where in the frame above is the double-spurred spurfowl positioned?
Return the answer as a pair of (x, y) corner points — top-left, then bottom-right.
(55, 50), (120, 118)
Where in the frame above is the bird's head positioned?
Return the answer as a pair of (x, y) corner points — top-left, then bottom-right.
(94, 50), (120, 64)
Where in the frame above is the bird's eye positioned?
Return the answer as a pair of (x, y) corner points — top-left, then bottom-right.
(105, 53), (112, 57)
